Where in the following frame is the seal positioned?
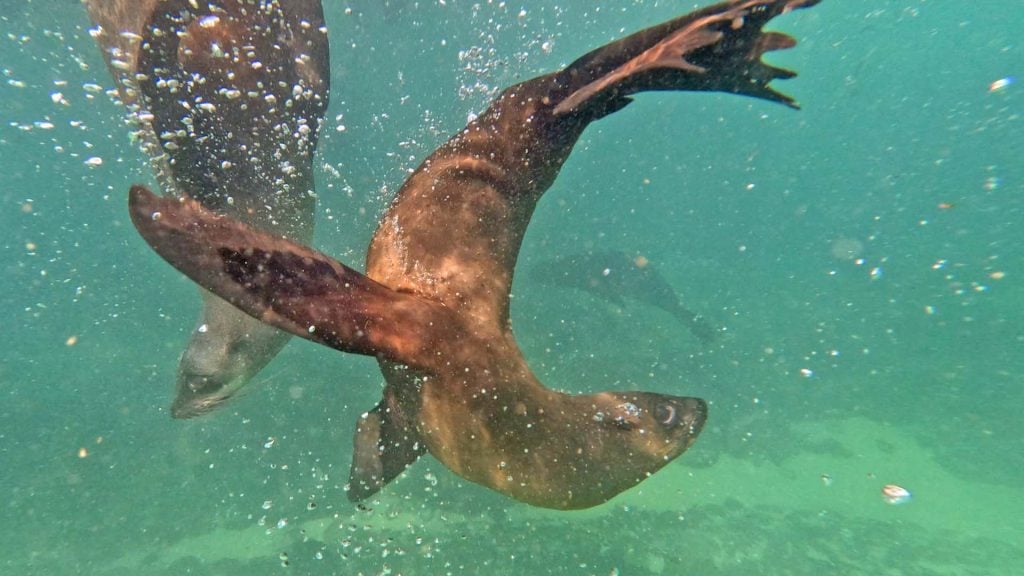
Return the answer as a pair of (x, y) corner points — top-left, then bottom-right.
(529, 250), (719, 345)
(84, 0), (330, 417)
(128, 0), (820, 509)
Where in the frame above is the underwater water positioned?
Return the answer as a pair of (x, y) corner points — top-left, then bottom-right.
(2, 0), (1022, 574)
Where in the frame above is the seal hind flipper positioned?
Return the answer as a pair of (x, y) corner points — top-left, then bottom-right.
(553, 0), (818, 116)
(128, 185), (453, 361)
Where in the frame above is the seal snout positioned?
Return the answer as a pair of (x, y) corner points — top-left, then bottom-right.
(682, 397), (708, 437)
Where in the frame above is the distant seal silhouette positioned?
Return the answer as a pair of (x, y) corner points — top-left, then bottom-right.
(129, 0), (820, 509)
(529, 250), (719, 345)
(85, 0), (330, 417)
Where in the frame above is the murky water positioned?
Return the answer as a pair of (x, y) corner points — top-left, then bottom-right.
(2, 1), (1021, 574)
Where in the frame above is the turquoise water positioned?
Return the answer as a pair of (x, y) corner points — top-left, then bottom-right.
(2, 1), (1022, 574)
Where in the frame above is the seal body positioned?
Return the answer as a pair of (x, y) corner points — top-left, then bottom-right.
(85, 0), (330, 416)
(128, 0), (821, 508)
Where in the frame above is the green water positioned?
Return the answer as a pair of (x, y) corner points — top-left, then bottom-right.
(2, 1), (1021, 574)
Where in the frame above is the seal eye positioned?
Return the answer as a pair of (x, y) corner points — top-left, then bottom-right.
(655, 403), (678, 427)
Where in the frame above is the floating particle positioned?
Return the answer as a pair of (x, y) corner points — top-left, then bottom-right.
(830, 237), (864, 261)
(989, 76), (1013, 93)
(65, 335), (78, 346)
(84, 156), (103, 167)
(78, 447), (89, 458)
(820, 473), (833, 487)
(800, 368), (814, 378)
(989, 271), (1006, 280)
(881, 483), (911, 505)
(869, 267), (883, 280)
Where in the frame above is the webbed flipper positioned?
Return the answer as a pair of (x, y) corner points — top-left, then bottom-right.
(553, 0), (819, 117)
(347, 390), (427, 502)
(128, 185), (451, 362)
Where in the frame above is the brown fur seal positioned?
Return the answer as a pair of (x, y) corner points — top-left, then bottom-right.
(128, 0), (820, 509)
(84, 0), (330, 417)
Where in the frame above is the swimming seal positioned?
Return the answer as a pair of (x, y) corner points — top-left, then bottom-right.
(529, 250), (719, 345)
(85, 0), (330, 417)
(129, 0), (820, 509)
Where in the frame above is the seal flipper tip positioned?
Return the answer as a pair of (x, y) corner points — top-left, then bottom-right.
(553, 0), (817, 116)
(347, 397), (426, 502)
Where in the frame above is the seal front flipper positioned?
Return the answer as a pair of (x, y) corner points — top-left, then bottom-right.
(347, 384), (426, 502)
(128, 185), (453, 361)
(553, 0), (819, 116)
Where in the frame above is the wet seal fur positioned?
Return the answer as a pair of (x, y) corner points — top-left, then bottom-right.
(128, 0), (820, 509)
(85, 0), (330, 417)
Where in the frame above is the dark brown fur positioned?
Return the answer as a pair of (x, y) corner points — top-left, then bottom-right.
(129, 0), (820, 509)
(86, 0), (330, 417)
